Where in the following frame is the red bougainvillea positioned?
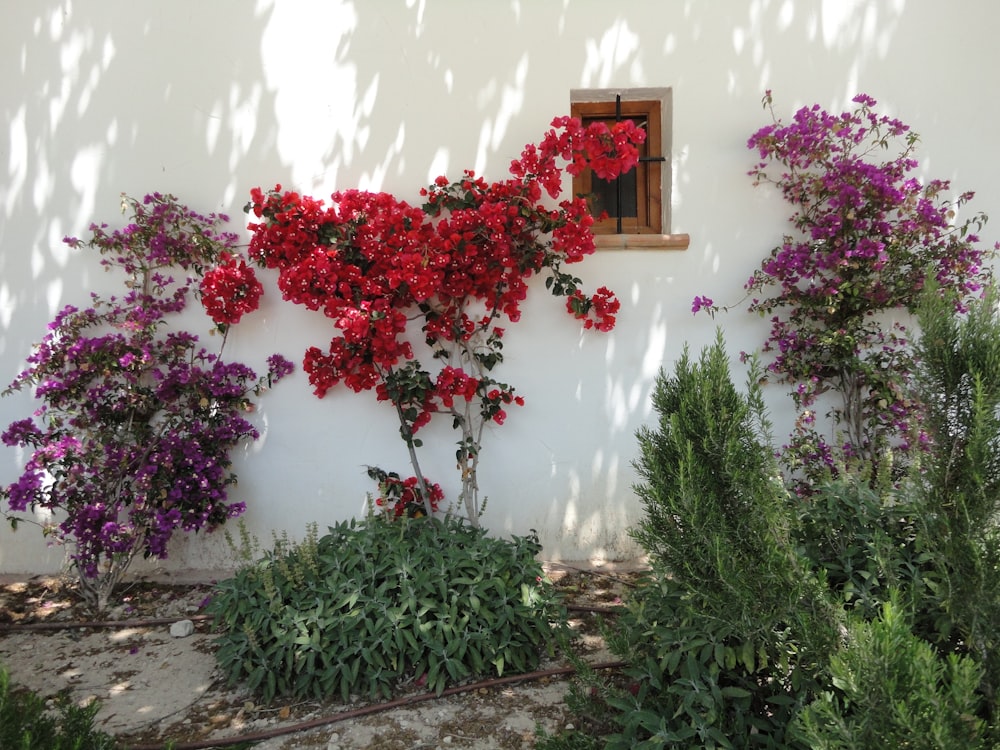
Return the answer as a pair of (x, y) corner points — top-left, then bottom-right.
(246, 116), (645, 521)
(200, 252), (264, 326)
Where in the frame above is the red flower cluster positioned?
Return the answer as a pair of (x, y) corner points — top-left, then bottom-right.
(483, 386), (525, 426)
(247, 117), (636, 402)
(199, 253), (264, 326)
(245, 115), (642, 519)
(434, 366), (480, 409)
(510, 116), (646, 196)
(567, 286), (621, 331)
(373, 474), (444, 517)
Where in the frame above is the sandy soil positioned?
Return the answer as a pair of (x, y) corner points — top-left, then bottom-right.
(0, 564), (640, 749)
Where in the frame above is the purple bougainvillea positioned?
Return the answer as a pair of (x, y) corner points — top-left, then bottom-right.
(1, 193), (292, 610)
(696, 93), (996, 490)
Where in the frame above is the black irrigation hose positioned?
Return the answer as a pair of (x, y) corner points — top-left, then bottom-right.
(0, 613), (214, 633)
(123, 659), (629, 750)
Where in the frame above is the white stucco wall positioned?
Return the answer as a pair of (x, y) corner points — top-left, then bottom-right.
(2, 0), (999, 574)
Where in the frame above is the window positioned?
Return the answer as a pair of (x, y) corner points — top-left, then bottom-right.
(570, 88), (688, 250)
(571, 98), (662, 234)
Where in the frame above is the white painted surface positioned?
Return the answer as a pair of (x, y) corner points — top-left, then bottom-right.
(2, 0), (998, 573)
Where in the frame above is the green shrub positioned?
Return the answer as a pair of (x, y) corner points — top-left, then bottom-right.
(0, 665), (119, 750)
(554, 295), (1000, 749)
(795, 594), (986, 749)
(599, 335), (838, 748)
(794, 473), (930, 620)
(910, 284), (1000, 687)
(209, 515), (565, 702)
(631, 333), (820, 637)
(599, 571), (817, 749)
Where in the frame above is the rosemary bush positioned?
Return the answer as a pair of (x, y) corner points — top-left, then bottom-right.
(608, 336), (837, 748)
(795, 595), (985, 749)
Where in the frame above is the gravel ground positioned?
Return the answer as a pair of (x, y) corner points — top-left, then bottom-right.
(0, 563), (643, 749)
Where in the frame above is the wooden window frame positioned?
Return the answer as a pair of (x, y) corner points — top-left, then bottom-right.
(571, 99), (662, 235)
(570, 88), (689, 251)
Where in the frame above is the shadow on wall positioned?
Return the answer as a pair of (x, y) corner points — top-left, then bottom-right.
(0, 0), (562, 570)
(1, 0), (925, 571)
(478, 0), (913, 560)
(0, 1), (289, 571)
(0, 2), (283, 360)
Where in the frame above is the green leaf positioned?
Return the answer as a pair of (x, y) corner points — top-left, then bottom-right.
(740, 641), (755, 673)
(339, 591), (360, 610)
(713, 643), (726, 668)
(719, 686), (752, 699)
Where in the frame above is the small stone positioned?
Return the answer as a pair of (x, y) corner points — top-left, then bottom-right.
(443, 736), (453, 744)
(169, 619), (195, 637)
(565, 723), (575, 731)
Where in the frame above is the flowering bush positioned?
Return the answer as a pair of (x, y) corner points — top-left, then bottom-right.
(1, 193), (292, 610)
(200, 252), (264, 326)
(698, 93), (995, 487)
(246, 116), (641, 521)
(367, 467), (444, 518)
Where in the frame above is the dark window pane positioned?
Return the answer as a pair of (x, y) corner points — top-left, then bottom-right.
(572, 102), (661, 234)
(591, 170), (637, 218)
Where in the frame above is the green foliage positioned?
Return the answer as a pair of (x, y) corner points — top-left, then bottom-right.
(599, 572), (814, 749)
(908, 283), (1000, 718)
(562, 289), (1000, 749)
(0, 665), (119, 749)
(612, 334), (838, 748)
(631, 332), (834, 646)
(793, 473), (929, 620)
(795, 594), (986, 749)
(209, 515), (564, 703)
(915, 283), (1000, 520)
(535, 726), (604, 750)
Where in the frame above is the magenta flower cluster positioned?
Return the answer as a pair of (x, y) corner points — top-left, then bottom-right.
(2, 194), (292, 602)
(703, 93), (995, 487)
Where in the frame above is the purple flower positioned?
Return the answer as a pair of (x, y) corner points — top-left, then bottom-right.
(267, 354), (295, 382)
(2, 419), (40, 447)
(4, 467), (44, 511)
(744, 91), (994, 491)
(1, 192), (289, 594)
(691, 295), (714, 315)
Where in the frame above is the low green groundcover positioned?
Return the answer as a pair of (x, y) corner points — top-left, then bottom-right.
(0, 666), (119, 750)
(209, 515), (565, 703)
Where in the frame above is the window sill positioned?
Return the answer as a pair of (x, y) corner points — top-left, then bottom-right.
(593, 233), (690, 251)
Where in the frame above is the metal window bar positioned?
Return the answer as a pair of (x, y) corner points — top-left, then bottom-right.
(614, 94), (666, 234)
